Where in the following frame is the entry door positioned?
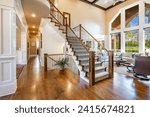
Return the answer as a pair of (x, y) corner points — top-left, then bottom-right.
(0, 5), (16, 97)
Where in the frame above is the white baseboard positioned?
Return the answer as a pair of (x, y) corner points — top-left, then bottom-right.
(0, 81), (17, 97)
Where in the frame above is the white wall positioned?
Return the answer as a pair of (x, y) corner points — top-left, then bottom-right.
(57, 0), (106, 36)
(40, 19), (65, 65)
(0, 0), (14, 7)
(15, 0), (28, 64)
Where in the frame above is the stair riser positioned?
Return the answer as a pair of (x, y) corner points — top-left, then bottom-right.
(71, 45), (85, 49)
(74, 51), (88, 54)
(68, 40), (80, 43)
(82, 63), (102, 70)
(77, 56), (89, 60)
(70, 43), (83, 48)
(95, 75), (109, 82)
(79, 60), (89, 65)
(72, 48), (87, 52)
(86, 70), (107, 77)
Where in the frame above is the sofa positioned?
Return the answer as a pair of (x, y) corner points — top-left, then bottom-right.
(114, 52), (135, 65)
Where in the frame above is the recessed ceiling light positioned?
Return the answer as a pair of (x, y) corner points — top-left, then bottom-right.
(31, 13), (36, 17)
(32, 25), (35, 28)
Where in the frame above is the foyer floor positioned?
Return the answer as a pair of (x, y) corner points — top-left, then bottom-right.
(0, 56), (150, 100)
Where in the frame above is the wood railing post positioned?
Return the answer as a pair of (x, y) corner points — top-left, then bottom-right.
(108, 51), (114, 78)
(89, 51), (95, 86)
(44, 53), (48, 71)
(65, 18), (68, 38)
(79, 24), (82, 39)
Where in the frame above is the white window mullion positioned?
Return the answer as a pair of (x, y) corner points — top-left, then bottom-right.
(139, 1), (145, 53)
(121, 9), (125, 53)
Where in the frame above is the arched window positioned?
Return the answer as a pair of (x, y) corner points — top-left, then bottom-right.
(109, 0), (150, 54)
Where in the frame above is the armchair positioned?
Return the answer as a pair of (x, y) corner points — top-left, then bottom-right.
(133, 56), (150, 79)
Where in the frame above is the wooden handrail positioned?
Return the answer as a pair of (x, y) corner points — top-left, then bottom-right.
(48, 0), (89, 53)
(73, 24), (108, 52)
(48, 53), (71, 56)
(48, 0), (65, 18)
(50, 13), (63, 25)
(47, 54), (71, 63)
(80, 25), (108, 52)
(67, 26), (90, 53)
(47, 56), (57, 63)
(73, 25), (80, 29)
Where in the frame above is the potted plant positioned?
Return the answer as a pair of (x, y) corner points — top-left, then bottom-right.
(55, 58), (69, 71)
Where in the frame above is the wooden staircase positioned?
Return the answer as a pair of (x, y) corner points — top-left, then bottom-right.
(46, 0), (114, 86)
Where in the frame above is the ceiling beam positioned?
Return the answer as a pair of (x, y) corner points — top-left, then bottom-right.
(106, 0), (127, 10)
(80, 0), (105, 10)
(80, 0), (127, 11)
(91, 0), (99, 4)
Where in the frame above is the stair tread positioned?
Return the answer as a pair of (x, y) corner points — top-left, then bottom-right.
(70, 43), (81, 45)
(77, 54), (89, 56)
(82, 61), (102, 66)
(84, 66), (106, 72)
(79, 57), (97, 61)
(72, 46), (85, 49)
(75, 49), (87, 52)
(95, 72), (109, 79)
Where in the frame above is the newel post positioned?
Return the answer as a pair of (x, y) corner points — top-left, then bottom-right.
(44, 53), (48, 71)
(89, 51), (95, 86)
(108, 50), (114, 78)
(79, 24), (82, 39)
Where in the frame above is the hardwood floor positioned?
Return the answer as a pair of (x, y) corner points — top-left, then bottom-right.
(0, 56), (150, 100)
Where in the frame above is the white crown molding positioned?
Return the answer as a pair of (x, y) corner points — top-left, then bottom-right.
(15, 0), (28, 31)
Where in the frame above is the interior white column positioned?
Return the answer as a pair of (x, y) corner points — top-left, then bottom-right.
(139, 1), (145, 53)
(121, 9), (125, 53)
(0, 1), (17, 97)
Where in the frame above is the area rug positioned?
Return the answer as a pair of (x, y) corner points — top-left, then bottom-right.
(16, 64), (25, 79)
(114, 65), (135, 78)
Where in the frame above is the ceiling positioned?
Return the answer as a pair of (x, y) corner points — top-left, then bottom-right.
(21, 0), (50, 36)
(80, 0), (126, 10)
(21, 0), (126, 36)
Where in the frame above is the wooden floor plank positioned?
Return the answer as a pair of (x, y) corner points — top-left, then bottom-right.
(0, 56), (150, 100)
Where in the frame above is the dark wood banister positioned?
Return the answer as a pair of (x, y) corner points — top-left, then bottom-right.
(48, 0), (89, 53)
(48, 0), (65, 18)
(47, 56), (57, 63)
(73, 25), (79, 29)
(49, 13), (64, 26)
(47, 54), (72, 64)
(67, 27), (89, 53)
(48, 54), (71, 56)
(74, 24), (108, 52)
(46, 1), (113, 85)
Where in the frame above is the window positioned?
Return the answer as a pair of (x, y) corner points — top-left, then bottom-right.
(145, 3), (150, 24)
(110, 2), (150, 53)
(144, 28), (150, 52)
(125, 5), (139, 28)
(111, 33), (121, 51)
(112, 14), (121, 31)
(125, 30), (139, 52)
